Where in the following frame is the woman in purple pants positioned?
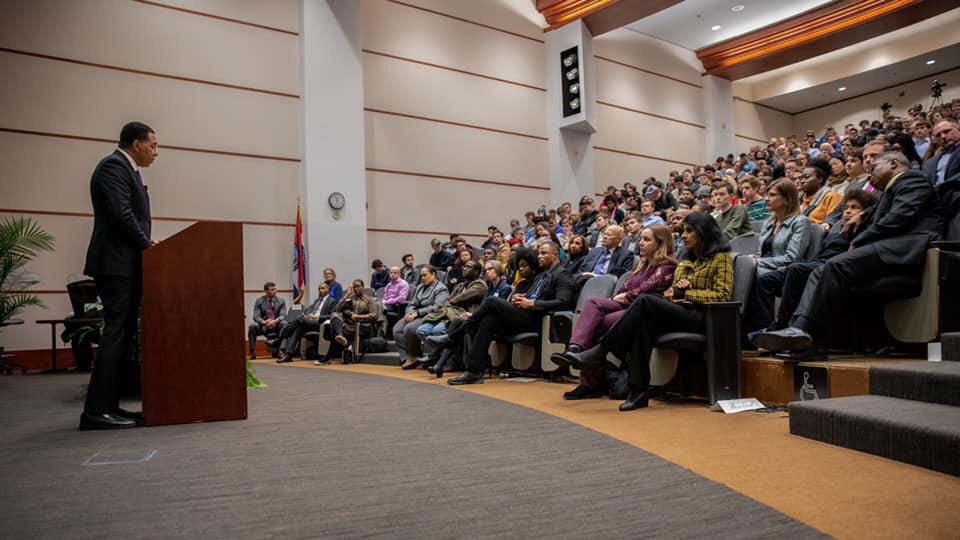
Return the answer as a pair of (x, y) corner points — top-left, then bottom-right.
(557, 225), (676, 400)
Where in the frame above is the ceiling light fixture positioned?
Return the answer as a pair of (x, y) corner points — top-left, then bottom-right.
(838, 87), (847, 92)
(711, 25), (722, 31)
(926, 59), (936, 65)
(731, 5), (745, 12)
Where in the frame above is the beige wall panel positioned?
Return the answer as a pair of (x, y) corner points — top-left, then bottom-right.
(736, 137), (760, 156)
(734, 99), (794, 142)
(362, 0), (545, 89)
(793, 67), (960, 135)
(593, 28), (704, 88)
(595, 151), (684, 194)
(363, 53), (547, 137)
(388, 0), (545, 41)
(0, 0), (300, 95)
(154, 0), (300, 33)
(593, 106), (703, 167)
(0, 133), (299, 223)
(596, 60), (704, 126)
(242, 224), (295, 291)
(0, 52), (301, 158)
(364, 112), (548, 187)
(365, 170), (547, 234)
(2, 295), (74, 351)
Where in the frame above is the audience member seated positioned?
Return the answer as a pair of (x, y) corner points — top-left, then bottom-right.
(573, 196), (598, 235)
(277, 282), (336, 363)
(394, 264), (449, 367)
(382, 266), (411, 320)
(563, 234), (589, 273)
(445, 248), (475, 289)
(826, 156), (849, 194)
(552, 225), (677, 400)
(400, 253), (417, 285)
(438, 242), (575, 385)
(645, 184), (677, 212)
(756, 151), (944, 359)
(756, 179), (811, 276)
(247, 281), (287, 359)
(324, 279), (382, 364)
(926, 120), (960, 238)
(739, 176), (768, 221)
(323, 267), (344, 301)
(370, 259), (389, 290)
(484, 261), (512, 299)
(555, 213), (733, 411)
(429, 238), (454, 269)
(576, 225), (634, 282)
(748, 189), (877, 336)
(640, 200), (665, 227)
(711, 183), (752, 239)
(800, 160), (843, 224)
(409, 260), (486, 370)
(669, 208), (691, 259)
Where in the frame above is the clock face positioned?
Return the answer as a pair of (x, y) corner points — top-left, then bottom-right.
(328, 192), (346, 210)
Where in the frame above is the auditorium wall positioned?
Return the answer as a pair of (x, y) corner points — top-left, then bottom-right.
(0, 0), (301, 353)
(360, 0), (550, 266)
(792, 67), (960, 136)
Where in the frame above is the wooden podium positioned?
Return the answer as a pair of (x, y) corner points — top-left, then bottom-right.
(141, 221), (247, 426)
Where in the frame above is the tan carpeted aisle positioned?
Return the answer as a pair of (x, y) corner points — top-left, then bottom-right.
(261, 360), (960, 538)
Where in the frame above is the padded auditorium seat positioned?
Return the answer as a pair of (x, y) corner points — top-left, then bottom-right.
(649, 254), (757, 403)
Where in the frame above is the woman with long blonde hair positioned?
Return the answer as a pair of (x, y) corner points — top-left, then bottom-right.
(553, 225), (677, 399)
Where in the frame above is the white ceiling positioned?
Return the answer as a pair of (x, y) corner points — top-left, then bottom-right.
(623, 0), (833, 51)
(756, 43), (960, 113)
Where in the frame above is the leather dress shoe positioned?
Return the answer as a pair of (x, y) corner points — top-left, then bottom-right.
(277, 353), (293, 363)
(752, 327), (813, 353)
(563, 384), (605, 400)
(249, 351), (257, 360)
(400, 358), (419, 370)
(114, 408), (144, 421)
(558, 345), (607, 370)
(447, 371), (484, 385)
(566, 344), (583, 354)
(425, 334), (451, 347)
(619, 389), (653, 412)
(79, 412), (137, 431)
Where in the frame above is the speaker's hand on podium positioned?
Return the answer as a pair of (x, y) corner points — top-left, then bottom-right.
(150, 239), (160, 247)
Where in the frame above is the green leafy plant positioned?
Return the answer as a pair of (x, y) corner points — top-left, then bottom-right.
(0, 216), (56, 323)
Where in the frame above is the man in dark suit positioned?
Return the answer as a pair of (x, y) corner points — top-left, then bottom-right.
(247, 282), (287, 359)
(81, 121), (158, 430)
(439, 242), (575, 385)
(576, 224), (634, 278)
(278, 282), (336, 363)
(757, 151), (943, 355)
(925, 119), (960, 239)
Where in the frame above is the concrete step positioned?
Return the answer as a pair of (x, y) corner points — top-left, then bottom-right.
(789, 395), (960, 476)
(870, 362), (960, 406)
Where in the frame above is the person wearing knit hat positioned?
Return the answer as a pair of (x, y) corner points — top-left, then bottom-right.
(800, 159), (843, 224)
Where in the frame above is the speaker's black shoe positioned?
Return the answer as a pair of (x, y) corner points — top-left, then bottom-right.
(79, 412), (137, 431)
(114, 408), (144, 422)
(563, 384), (605, 400)
(447, 371), (484, 385)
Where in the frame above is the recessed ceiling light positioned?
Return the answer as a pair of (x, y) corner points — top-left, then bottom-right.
(731, 5), (745, 12)
(838, 87), (847, 92)
(926, 59), (936, 65)
(711, 25), (722, 31)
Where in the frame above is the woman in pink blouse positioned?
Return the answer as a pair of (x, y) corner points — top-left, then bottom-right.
(558, 225), (677, 399)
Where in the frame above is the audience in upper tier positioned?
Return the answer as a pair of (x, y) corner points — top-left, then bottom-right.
(251, 99), (960, 410)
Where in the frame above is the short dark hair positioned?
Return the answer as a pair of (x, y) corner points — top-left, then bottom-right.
(119, 122), (154, 149)
(421, 264), (437, 275)
(371, 259), (384, 269)
(841, 188), (878, 210)
(402, 253), (413, 262)
(263, 281), (276, 291)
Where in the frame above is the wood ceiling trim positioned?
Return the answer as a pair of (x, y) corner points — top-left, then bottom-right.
(537, 0), (619, 31)
(697, 0), (953, 80)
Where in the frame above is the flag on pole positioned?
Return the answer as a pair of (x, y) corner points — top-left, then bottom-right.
(291, 199), (306, 304)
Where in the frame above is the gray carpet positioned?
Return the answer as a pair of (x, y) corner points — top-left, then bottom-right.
(0, 365), (824, 539)
(789, 395), (960, 477)
(870, 362), (960, 406)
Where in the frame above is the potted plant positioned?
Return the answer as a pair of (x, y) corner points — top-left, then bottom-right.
(0, 216), (55, 360)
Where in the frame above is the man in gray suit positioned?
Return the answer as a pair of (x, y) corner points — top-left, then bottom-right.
(248, 281), (287, 359)
(278, 282), (336, 363)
